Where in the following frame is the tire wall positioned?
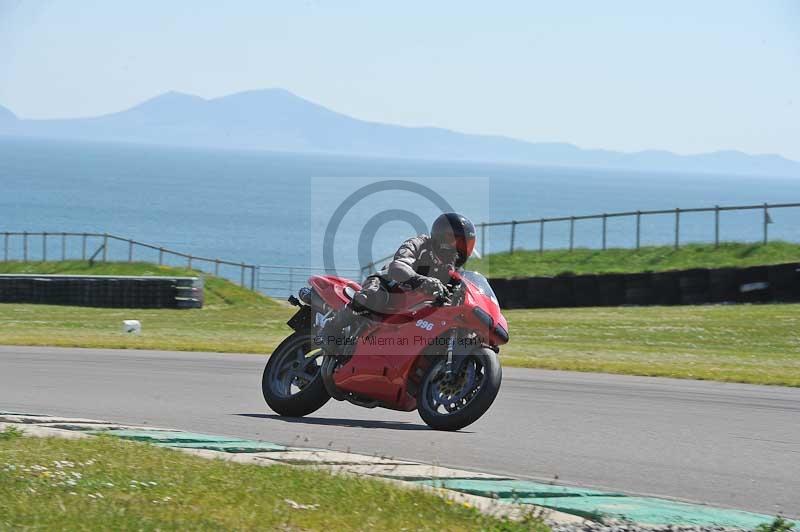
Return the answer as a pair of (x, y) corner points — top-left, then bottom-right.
(489, 263), (800, 309)
(0, 275), (203, 309)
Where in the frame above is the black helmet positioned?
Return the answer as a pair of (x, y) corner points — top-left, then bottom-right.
(431, 213), (476, 268)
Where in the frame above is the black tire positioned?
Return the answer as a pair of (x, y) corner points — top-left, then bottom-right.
(262, 333), (330, 417)
(417, 348), (502, 431)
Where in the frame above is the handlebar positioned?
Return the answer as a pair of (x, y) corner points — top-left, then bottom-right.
(433, 289), (451, 307)
(416, 271), (461, 307)
(432, 277), (461, 306)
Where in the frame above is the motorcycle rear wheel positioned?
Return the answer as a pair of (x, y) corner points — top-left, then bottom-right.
(417, 348), (502, 431)
(262, 333), (330, 417)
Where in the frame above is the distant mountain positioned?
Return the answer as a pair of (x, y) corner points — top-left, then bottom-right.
(1, 88), (798, 177)
(0, 105), (16, 123)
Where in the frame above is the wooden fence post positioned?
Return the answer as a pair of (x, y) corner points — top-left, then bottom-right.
(714, 206), (720, 248)
(510, 221), (517, 254)
(674, 208), (681, 250)
(42, 232), (47, 262)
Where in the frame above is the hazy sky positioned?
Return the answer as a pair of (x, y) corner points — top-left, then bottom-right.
(1, 0), (798, 159)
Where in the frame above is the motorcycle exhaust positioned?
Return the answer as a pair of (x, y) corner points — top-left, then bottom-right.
(298, 286), (326, 312)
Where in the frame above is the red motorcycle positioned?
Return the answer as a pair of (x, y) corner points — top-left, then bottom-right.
(262, 269), (508, 431)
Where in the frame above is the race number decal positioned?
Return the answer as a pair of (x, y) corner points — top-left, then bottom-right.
(416, 319), (434, 331)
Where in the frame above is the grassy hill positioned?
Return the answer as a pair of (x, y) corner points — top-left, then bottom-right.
(471, 242), (800, 278)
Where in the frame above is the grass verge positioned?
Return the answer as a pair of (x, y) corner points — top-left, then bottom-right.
(0, 262), (798, 386)
(0, 262), (289, 353)
(471, 242), (800, 278)
(501, 304), (800, 386)
(0, 432), (544, 531)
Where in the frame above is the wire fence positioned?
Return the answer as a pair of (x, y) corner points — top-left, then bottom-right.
(481, 201), (800, 256)
(359, 201), (800, 276)
(6, 200), (799, 299)
(0, 231), (258, 289)
(256, 263), (363, 300)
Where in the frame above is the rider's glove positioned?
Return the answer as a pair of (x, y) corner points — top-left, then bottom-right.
(416, 276), (446, 296)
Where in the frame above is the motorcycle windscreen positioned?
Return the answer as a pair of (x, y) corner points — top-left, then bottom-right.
(461, 270), (499, 304)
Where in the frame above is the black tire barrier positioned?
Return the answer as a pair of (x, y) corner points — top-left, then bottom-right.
(525, 277), (555, 309)
(709, 268), (738, 303)
(597, 274), (627, 307)
(624, 273), (653, 306)
(507, 278), (532, 309)
(573, 275), (602, 307)
(0, 275), (203, 309)
(550, 276), (576, 308)
(736, 266), (771, 303)
(650, 271), (681, 306)
(678, 269), (710, 305)
(488, 262), (800, 309)
(768, 263), (800, 302)
(487, 278), (513, 309)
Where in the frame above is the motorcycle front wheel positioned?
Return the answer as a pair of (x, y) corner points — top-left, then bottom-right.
(417, 347), (502, 431)
(262, 332), (330, 417)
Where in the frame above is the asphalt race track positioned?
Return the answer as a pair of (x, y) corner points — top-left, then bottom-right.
(1, 346), (797, 517)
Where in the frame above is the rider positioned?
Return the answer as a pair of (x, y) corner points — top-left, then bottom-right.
(315, 212), (477, 350)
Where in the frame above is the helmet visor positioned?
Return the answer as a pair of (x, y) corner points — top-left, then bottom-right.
(457, 234), (476, 259)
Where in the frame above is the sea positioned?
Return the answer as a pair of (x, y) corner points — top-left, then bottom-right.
(2, 136), (799, 279)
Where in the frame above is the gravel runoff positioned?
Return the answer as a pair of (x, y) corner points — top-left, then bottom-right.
(549, 522), (751, 532)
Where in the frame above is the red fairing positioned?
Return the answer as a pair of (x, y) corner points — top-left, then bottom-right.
(307, 271), (507, 412)
(308, 275), (361, 310)
(333, 302), (467, 411)
(462, 279), (508, 346)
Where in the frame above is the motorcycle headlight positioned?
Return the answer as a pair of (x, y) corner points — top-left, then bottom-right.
(472, 307), (494, 329)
